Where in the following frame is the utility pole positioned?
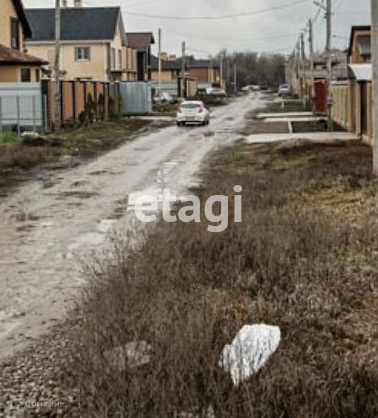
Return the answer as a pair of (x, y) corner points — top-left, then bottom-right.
(220, 54), (224, 89)
(300, 30), (306, 103)
(181, 41), (186, 98)
(233, 63), (237, 93)
(296, 41), (301, 99)
(309, 18), (315, 101)
(54, 0), (61, 131)
(326, 0), (333, 131)
(372, 0), (378, 174)
(158, 28), (162, 96)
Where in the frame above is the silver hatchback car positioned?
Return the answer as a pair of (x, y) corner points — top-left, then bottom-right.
(177, 101), (210, 126)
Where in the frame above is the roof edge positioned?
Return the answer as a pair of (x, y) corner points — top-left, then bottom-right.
(13, 0), (32, 37)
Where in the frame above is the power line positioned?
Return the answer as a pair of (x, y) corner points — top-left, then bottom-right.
(123, 0), (311, 21)
(163, 28), (300, 43)
(186, 45), (293, 56)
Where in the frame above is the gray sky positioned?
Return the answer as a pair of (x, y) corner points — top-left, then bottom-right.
(23, 0), (370, 57)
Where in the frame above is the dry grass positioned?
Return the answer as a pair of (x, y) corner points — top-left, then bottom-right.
(74, 140), (378, 418)
(0, 119), (151, 194)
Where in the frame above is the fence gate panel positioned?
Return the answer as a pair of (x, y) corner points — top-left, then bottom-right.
(0, 82), (43, 128)
(119, 82), (152, 116)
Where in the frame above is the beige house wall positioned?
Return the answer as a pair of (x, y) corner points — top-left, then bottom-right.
(27, 42), (108, 80)
(0, 67), (19, 82)
(110, 21), (124, 71)
(125, 47), (137, 80)
(0, 65), (40, 82)
(63, 43), (107, 80)
(151, 69), (178, 82)
(26, 18), (139, 82)
(0, 0), (23, 49)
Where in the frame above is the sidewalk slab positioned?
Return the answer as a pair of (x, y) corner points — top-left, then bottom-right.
(264, 117), (325, 123)
(256, 112), (314, 119)
(243, 132), (358, 145)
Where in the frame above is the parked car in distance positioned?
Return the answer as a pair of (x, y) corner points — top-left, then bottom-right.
(278, 84), (291, 97)
(242, 85), (260, 92)
(154, 91), (176, 104)
(206, 87), (226, 97)
(177, 101), (210, 126)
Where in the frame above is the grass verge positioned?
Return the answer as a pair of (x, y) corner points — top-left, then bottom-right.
(0, 119), (151, 193)
(75, 139), (378, 417)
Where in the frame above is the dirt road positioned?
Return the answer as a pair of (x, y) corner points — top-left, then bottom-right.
(0, 94), (260, 362)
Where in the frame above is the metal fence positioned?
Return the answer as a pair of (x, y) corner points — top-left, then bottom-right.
(120, 81), (153, 115)
(0, 83), (43, 137)
(0, 80), (155, 136)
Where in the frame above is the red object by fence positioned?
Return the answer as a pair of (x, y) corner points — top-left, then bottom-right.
(313, 80), (327, 113)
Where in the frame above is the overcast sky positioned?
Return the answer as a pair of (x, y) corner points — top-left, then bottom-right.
(23, 0), (370, 57)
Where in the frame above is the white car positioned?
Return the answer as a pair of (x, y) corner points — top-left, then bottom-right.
(177, 101), (210, 126)
(278, 84), (290, 97)
(206, 87), (226, 97)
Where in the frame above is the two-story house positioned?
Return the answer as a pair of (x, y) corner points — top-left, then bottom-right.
(0, 0), (46, 82)
(348, 26), (371, 64)
(347, 26), (373, 143)
(150, 54), (221, 94)
(25, 2), (137, 82)
(126, 32), (155, 81)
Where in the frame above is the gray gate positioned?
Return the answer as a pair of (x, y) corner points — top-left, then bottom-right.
(119, 82), (152, 116)
(0, 83), (43, 131)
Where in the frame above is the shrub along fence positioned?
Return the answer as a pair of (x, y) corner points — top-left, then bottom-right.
(42, 80), (122, 130)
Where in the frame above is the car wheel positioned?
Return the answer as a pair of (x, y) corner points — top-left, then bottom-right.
(177, 121), (182, 127)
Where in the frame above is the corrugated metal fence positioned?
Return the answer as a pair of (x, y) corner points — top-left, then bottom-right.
(0, 83), (43, 136)
(119, 82), (152, 115)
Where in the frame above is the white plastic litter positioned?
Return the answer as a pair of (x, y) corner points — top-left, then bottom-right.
(220, 324), (281, 386)
(104, 341), (151, 371)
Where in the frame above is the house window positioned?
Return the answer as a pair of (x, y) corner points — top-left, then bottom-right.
(10, 18), (20, 50)
(21, 68), (31, 82)
(112, 48), (116, 69)
(118, 50), (122, 69)
(75, 47), (91, 61)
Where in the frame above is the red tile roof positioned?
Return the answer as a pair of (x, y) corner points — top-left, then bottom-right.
(0, 44), (47, 65)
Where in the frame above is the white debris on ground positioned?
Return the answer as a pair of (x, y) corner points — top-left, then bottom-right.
(220, 324), (281, 386)
(104, 341), (151, 371)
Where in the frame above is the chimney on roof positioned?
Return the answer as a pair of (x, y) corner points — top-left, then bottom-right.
(74, 0), (82, 7)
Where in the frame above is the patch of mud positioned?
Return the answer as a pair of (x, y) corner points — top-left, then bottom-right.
(58, 191), (99, 199)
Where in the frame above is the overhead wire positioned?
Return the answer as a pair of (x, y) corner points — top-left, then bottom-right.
(123, 0), (311, 21)
(163, 28), (300, 44)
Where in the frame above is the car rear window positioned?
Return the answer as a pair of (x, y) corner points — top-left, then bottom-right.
(182, 103), (201, 109)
